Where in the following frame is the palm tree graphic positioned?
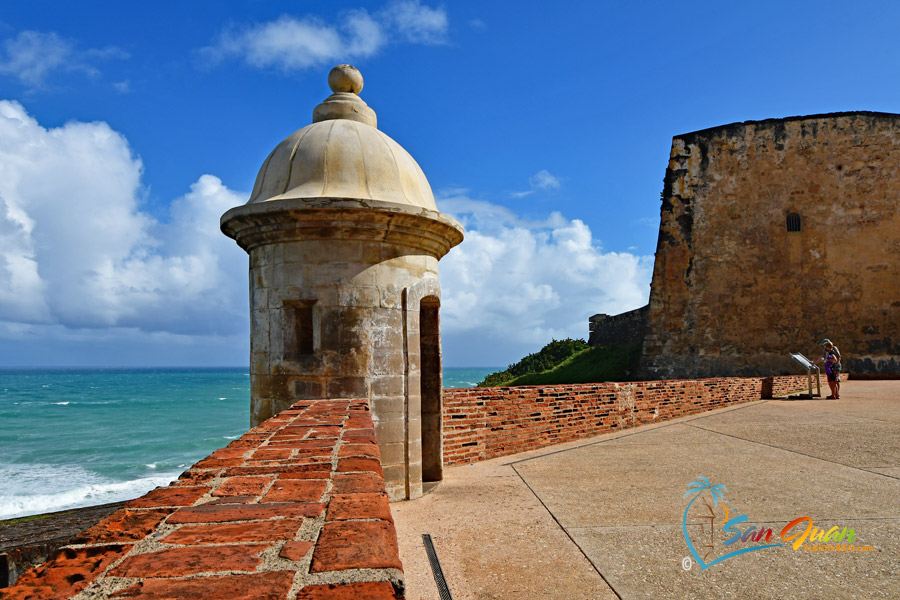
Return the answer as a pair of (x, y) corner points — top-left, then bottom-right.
(684, 477), (725, 560)
(682, 476), (782, 570)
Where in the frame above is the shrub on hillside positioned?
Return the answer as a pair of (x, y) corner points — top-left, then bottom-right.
(477, 338), (588, 387)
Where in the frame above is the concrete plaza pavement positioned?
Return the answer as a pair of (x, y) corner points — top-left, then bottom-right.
(392, 380), (900, 599)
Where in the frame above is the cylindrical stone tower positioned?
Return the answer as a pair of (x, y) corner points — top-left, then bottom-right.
(221, 65), (463, 500)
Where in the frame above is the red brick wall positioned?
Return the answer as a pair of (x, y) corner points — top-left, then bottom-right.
(443, 375), (810, 465)
(766, 374), (823, 396)
(2, 399), (403, 600)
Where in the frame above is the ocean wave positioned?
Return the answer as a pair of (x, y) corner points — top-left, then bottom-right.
(0, 465), (181, 520)
(53, 401), (71, 405)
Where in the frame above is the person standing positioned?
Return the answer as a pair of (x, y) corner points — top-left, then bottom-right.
(816, 339), (842, 399)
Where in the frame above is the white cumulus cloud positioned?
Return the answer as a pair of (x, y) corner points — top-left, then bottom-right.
(530, 169), (561, 190)
(0, 31), (71, 86)
(200, 2), (449, 72)
(0, 101), (648, 368)
(0, 30), (127, 88)
(0, 101), (248, 343)
(202, 12), (384, 72)
(382, 0), (450, 45)
(437, 191), (653, 366)
(512, 169), (562, 198)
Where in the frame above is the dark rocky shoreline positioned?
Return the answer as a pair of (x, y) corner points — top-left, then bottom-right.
(0, 501), (127, 587)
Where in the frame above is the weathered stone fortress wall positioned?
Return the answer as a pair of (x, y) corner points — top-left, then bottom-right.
(1, 399), (404, 600)
(442, 375), (809, 465)
(641, 112), (900, 379)
(588, 306), (648, 347)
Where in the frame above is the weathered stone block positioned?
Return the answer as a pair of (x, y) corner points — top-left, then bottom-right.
(380, 464), (408, 492)
(376, 441), (406, 467)
(371, 375), (404, 396)
(326, 376), (368, 398)
(370, 395), (404, 416)
(293, 379), (326, 399)
(373, 417), (406, 445)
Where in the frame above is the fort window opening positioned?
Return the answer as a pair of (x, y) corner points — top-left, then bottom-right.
(786, 213), (801, 232)
(284, 300), (317, 357)
(420, 296), (442, 483)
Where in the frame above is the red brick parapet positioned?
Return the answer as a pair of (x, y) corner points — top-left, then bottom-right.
(1, 399), (403, 600)
(442, 375), (811, 465)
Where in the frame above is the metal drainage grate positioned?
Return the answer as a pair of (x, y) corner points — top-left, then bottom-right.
(422, 534), (453, 600)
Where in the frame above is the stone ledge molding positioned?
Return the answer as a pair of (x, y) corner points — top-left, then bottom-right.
(222, 197), (463, 259)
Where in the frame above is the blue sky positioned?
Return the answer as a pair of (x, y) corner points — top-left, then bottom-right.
(1, 1), (898, 367)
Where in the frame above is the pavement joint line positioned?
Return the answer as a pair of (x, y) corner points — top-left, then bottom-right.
(685, 422), (900, 478)
(503, 401), (767, 467)
(861, 470), (900, 481)
(510, 463), (623, 600)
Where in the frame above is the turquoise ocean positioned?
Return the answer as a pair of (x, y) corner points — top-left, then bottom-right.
(0, 367), (496, 520)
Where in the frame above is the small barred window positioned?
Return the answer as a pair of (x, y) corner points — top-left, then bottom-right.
(786, 213), (801, 232)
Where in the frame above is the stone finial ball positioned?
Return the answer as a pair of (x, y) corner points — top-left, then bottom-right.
(328, 64), (364, 94)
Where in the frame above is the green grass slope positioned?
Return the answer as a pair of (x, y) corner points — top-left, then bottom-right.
(477, 339), (642, 387)
(478, 339), (588, 387)
(507, 344), (642, 386)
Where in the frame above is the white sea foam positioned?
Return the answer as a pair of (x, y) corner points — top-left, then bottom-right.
(223, 434), (240, 440)
(0, 464), (180, 520)
(217, 397), (226, 400)
(53, 401), (70, 405)
(145, 462), (157, 469)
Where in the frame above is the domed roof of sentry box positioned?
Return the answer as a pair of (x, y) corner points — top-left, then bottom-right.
(247, 64), (437, 210)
